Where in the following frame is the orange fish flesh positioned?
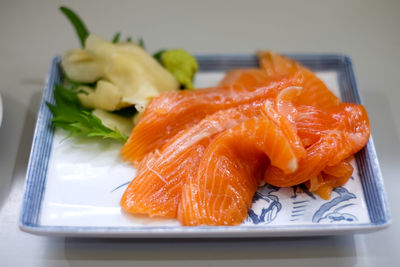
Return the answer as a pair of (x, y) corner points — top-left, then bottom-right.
(257, 50), (341, 109)
(121, 74), (303, 165)
(178, 114), (301, 226)
(121, 102), (268, 218)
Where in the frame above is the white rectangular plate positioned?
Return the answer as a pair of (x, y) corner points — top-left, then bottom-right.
(19, 54), (391, 238)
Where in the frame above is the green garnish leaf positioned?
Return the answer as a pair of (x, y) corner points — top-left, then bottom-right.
(60, 6), (90, 48)
(153, 49), (166, 62)
(47, 85), (127, 143)
(112, 32), (121, 43)
(138, 37), (145, 49)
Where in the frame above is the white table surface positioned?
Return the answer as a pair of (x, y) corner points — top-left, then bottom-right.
(1, 0), (399, 266)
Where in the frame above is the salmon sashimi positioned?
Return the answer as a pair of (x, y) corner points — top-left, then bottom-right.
(265, 103), (369, 187)
(257, 50), (340, 109)
(294, 66), (341, 109)
(316, 172), (353, 200)
(322, 157), (354, 177)
(295, 105), (338, 147)
(329, 105), (370, 159)
(264, 132), (342, 187)
(275, 86), (302, 124)
(218, 69), (269, 87)
(257, 50), (299, 77)
(178, 115), (300, 226)
(121, 102), (267, 218)
(263, 88), (306, 159)
(119, 50), (371, 225)
(306, 159), (354, 199)
(121, 74), (303, 165)
(121, 139), (208, 218)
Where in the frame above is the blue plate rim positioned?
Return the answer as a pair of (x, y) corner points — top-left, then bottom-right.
(19, 53), (391, 237)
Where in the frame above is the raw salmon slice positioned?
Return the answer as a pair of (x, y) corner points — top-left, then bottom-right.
(322, 157), (354, 178)
(121, 102), (267, 218)
(295, 105), (338, 147)
(121, 139), (208, 218)
(275, 86), (302, 124)
(218, 69), (269, 87)
(264, 132), (342, 187)
(263, 91), (305, 159)
(294, 67), (341, 109)
(257, 50), (299, 77)
(178, 115), (299, 226)
(121, 74), (303, 165)
(330, 105), (370, 155)
(306, 159), (354, 199)
(257, 50), (340, 109)
(316, 173), (353, 200)
(265, 103), (369, 188)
